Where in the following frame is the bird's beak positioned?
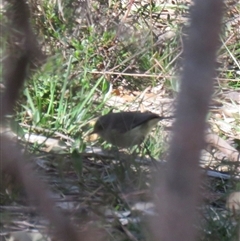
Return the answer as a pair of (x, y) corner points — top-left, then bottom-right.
(85, 129), (98, 142)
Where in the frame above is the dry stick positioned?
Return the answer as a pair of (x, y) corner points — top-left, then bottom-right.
(151, 1), (224, 241)
(205, 133), (240, 163)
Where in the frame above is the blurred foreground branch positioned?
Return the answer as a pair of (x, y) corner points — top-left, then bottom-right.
(151, 1), (224, 241)
(0, 0), (101, 240)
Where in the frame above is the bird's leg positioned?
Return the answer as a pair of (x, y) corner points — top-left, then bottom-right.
(143, 143), (160, 170)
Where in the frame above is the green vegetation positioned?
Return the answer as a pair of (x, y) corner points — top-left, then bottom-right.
(1, 0), (240, 240)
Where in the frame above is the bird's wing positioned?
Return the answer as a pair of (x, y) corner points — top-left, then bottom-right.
(106, 112), (160, 133)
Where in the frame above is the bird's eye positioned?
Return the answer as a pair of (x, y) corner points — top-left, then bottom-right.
(95, 122), (104, 131)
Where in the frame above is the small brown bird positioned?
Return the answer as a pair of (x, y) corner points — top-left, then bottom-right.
(92, 111), (173, 148)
